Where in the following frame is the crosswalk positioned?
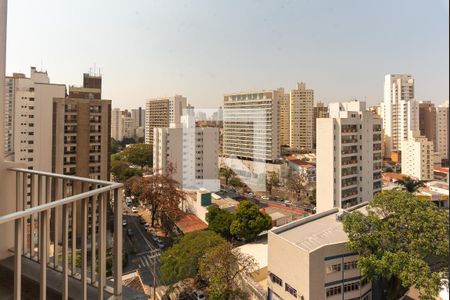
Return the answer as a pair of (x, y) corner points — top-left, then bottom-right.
(137, 251), (161, 269)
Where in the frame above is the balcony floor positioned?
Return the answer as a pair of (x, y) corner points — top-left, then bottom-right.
(0, 255), (147, 300)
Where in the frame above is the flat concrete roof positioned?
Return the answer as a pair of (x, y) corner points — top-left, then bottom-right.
(236, 238), (268, 269)
(272, 204), (368, 252)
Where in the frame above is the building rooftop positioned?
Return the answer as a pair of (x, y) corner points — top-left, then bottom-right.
(383, 172), (407, 182)
(272, 204), (368, 252)
(175, 213), (208, 234)
(236, 238), (268, 270)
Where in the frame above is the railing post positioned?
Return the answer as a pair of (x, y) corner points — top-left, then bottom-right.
(81, 183), (88, 300)
(91, 192), (97, 284)
(14, 218), (22, 300)
(98, 192), (106, 300)
(39, 209), (48, 300)
(62, 204), (69, 300)
(113, 188), (123, 298)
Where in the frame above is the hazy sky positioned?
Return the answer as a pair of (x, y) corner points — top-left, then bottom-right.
(6, 0), (449, 109)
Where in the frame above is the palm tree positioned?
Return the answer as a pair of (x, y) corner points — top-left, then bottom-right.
(395, 176), (425, 193)
(220, 167), (235, 186)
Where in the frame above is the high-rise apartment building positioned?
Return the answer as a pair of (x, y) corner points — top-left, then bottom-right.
(381, 74), (419, 158)
(316, 100), (382, 212)
(277, 88), (290, 147)
(290, 82), (314, 151)
(0, 0), (5, 161)
(144, 95), (187, 144)
(313, 101), (329, 149)
(131, 107), (145, 128)
(53, 73), (111, 181)
(4, 74), (15, 158)
(8, 68), (66, 171)
(418, 101), (437, 148)
(111, 108), (122, 141)
(436, 103), (449, 163)
(401, 130), (434, 180)
(223, 90), (279, 162)
(153, 112), (219, 191)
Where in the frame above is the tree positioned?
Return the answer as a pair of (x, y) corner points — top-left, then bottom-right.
(199, 243), (257, 299)
(395, 176), (425, 193)
(286, 171), (310, 203)
(121, 144), (153, 169)
(130, 172), (185, 227)
(111, 138), (121, 154)
(266, 171), (279, 194)
(230, 200), (272, 242)
(206, 206), (234, 240)
(160, 231), (226, 284)
(111, 159), (142, 182)
(220, 167), (235, 186)
(343, 190), (449, 300)
(228, 176), (243, 189)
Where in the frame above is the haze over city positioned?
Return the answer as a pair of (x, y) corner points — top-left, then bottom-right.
(6, 0), (449, 109)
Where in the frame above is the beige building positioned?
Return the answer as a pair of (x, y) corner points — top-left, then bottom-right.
(223, 90), (279, 162)
(381, 74), (419, 158)
(144, 95), (187, 144)
(290, 82), (314, 151)
(401, 130), (433, 181)
(418, 101), (436, 149)
(435, 103), (449, 163)
(53, 73), (111, 181)
(8, 68), (66, 172)
(268, 206), (372, 300)
(277, 88), (290, 147)
(317, 100), (382, 212)
(153, 112), (219, 191)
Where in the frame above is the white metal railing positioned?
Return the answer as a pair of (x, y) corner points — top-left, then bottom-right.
(0, 168), (123, 300)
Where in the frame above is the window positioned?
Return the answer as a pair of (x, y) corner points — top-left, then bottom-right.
(269, 273), (282, 286)
(343, 260), (358, 271)
(326, 263), (341, 273)
(326, 286), (342, 297)
(285, 283), (297, 297)
(344, 281), (360, 293)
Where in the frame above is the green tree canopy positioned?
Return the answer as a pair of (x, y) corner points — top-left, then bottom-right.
(160, 231), (226, 284)
(111, 159), (142, 182)
(220, 167), (235, 186)
(343, 190), (449, 300)
(230, 200), (272, 242)
(120, 144), (153, 169)
(206, 205), (234, 240)
(395, 176), (425, 193)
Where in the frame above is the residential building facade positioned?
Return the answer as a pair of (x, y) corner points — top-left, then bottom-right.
(316, 100), (382, 212)
(277, 88), (290, 147)
(418, 101), (436, 148)
(153, 112), (219, 191)
(313, 101), (329, 149)
(268, 206), (372, 300)
(144, 95), (187, 144)
(9, 68), (66, 172)
(223, 90), (279, 162)
(290, 82), (314, 151)
(401, 130), (434, 181)
(381, 74), (418, 158)
(52, 73), (111, 181)
(436, 103), (449, 164)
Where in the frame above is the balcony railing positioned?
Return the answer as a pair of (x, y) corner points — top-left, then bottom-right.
(0, 168), (123, 300)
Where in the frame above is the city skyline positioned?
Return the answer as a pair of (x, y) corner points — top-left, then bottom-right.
(5, 0), (449, 109)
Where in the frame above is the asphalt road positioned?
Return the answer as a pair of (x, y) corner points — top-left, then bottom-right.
(122, 205), (163, 287)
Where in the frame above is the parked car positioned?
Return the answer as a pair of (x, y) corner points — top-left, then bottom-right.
(156, 240), (164, 249)
(131, 207), (138, 213)
(139, 217), (146, 224)
(261, 196), (270, 201)
(126, 198), (133, 206)
(192, 290), (206, 300)
(122, 219), (127, 226)
(127, 228), (133, 237)
(144, 223), (150, 230)
(284, 200), (292, 206)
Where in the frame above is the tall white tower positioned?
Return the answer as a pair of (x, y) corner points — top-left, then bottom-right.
(381, 74), (418, 158)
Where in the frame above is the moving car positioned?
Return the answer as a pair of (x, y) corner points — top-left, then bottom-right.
(127, 228), (133, 237)
(131, 207), (138, 213)
(193, 290), (206, 300)
(122, 219), (127, 226)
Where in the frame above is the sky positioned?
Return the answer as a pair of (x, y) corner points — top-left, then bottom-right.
(6, 0), (449, 109)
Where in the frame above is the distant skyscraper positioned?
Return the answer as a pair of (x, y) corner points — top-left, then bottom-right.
(381, 74), (418, 158)
(9, 68), (66, 172)
(317, 100), (382, 212)
(290, 82), (314, 151)
(277, 88), (290, 147)
(131, 107), (145, 128)
(223, 90), (279, 161)
(401, 131), (433, 180)
(313, 101), (329, 149)
(144, 95), (187, 144)
(53, 73), (111, 181)
(111, 108), (122, 141)
(436, 103), (449, 163)
(153, 111), (219, 191)
(418, 101), (437, 148)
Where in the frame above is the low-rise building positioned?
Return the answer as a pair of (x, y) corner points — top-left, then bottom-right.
(401, 130), (434, 181)
(268, 205), (372, 300)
